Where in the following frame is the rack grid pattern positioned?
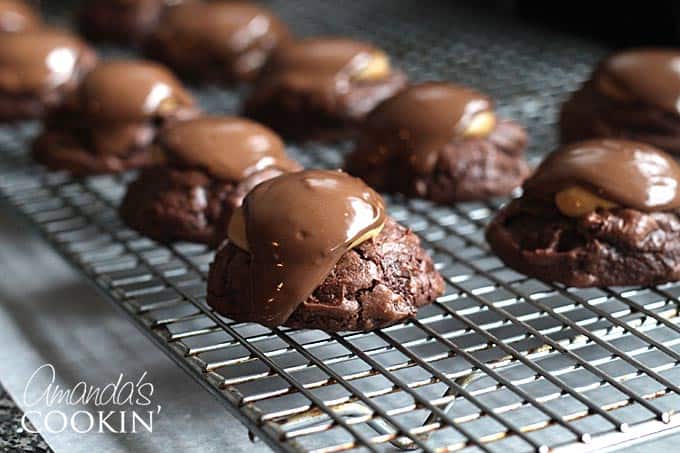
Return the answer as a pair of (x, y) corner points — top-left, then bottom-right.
(2, 1), (680, 451)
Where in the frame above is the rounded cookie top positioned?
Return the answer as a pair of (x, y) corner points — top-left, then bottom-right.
(227, 169), (386, 327)
(0, 0), (41, 33)
(159, 116), (299, 181)
(525, 139), (680, 213)
(0, 28), (94, 94)
(595, 48), (680, 114)
(154, 2), (289, 67)
(359, 82), (495, 173)
(78, 59), (195, 121)
(262, 37), (393, 92)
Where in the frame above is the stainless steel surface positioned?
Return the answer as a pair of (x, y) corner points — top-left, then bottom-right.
(2, 1), (680, 452)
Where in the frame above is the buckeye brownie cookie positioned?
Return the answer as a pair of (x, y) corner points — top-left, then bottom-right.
(486, 139), (680, 287)
(146, 2), (290, 83)
(242, 37), (407, 141)
(207, 170), (444, 331)
(0, 28), (96, 122)
(561, 49), (680, 154)
(345, 82), (529, 203)
(120, 116), (300, 246)
(78, 0), (169, 46)
(32, 60), (198, 175)
(0, 0), (41, 33)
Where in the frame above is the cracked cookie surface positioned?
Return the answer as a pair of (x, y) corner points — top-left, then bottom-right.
(486, 198), (680, 287)
(346, 120), (529, 203)
(207, 218), (444, 331)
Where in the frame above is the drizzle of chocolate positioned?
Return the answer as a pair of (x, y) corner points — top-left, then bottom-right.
(596, 48), (680, 114)
(160, 116), (299, 181)
(156, 2), (289, 75)
(0, 0), (41, 33)
(79, 59), (194, 121)
(358, 82), (493, 173)
(233, 170), (386, 327)
(261, 37), (383, 93)
(524, 139), (680, 212)
(0, 28), (91, 93)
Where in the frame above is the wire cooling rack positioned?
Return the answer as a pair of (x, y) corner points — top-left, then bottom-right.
(2, 1), (680, 451)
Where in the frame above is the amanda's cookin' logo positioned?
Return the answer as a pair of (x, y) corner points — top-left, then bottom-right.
(21, 364), (162, 434)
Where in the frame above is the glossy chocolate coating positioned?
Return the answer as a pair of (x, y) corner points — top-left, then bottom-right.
(360, 82), (493, 173)
(263, 37), (383, 92)
(0, 28), (92, 94)
(596, 49), (680, 114)
(160, 116), (299, 181)
(154, 2), (289, 78)
(233, 170), (386, 327)
(0, 0), (41, 33)
(524, 139), (680, 212)
(79, 60), (194, 121)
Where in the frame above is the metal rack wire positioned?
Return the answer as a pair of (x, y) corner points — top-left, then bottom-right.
(2, 1), (680, 451)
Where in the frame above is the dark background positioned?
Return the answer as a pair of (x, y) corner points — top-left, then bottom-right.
(442, 0), (680, 47)
(32, 0), (680, 47)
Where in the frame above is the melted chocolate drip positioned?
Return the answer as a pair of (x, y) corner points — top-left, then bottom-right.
(360, 82), (493, 173)
(79, 59), (194, 121)
(0, 28), (90, 93)
(236, 170), (386, 327)
(158, 2), (289, 68)
(0, 0), (41, 33)
(525, 139), (680, 211)
(160, 116), (299, 181)
(596, 49), (680, 114)
(262, 37), (382, 93)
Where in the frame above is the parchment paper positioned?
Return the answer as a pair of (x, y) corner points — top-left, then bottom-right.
(0, 208), (271, 453)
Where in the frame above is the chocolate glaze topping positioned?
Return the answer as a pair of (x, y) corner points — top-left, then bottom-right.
(596, 49), (680, 114)
(79, 60), (194, 121)
(158, 2), (289, 71)
(524, 139), (680, 211)
(0, 0), (41, 33)
(263, 37), (383, 92)
(232, 169), (386, 327)
(0, 28), (91, 93)
(160, 116), (299, 181)
(360, 82), (493, 173)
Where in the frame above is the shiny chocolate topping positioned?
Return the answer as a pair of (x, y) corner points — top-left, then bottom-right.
(231, 169), (386, 327)
(0, 28), (91, 93)
(158, 2), (288, 65)
(360, 82), (493, 173)
(160, 116), (299, 181)
(595, 49), (680, 114)
(79, 60), (194, 121)
(0, 0), (41, 33)
(263, 37), (384, 92)
(524, 139), (680, 212)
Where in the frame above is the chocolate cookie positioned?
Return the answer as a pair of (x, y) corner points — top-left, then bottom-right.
(207, 170), (444, 331)
(146, 2), (290, 84)
(242, 37), (408, 141)
(345, 82), (529, 203)
(77, 0), (169, 46)
(0, 28), (96, 122)
(561, 49), (680, 154)
(32, 59), (198, 175)
(486, 139), (680, 287)
(0, 0), (41, 33)
(119, 116), (301, 246)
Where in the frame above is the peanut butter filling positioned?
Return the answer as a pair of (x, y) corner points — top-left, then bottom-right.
(523, 139), (680, 214)
(354, 51), (391, 81)
(554, 186), (618, 217)
(462, 111), (497, 138)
